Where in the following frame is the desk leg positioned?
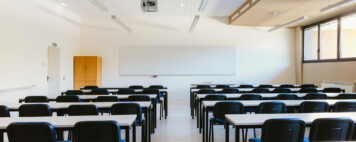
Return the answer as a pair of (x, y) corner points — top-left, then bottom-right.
(225, 122), (229, 142)
(0, 131), (3, 142)
(235, 127), (240, 142)
(190, 89), (193, 118)
(197, 99), (200, 129)
(205, 108), (209, 142)
(153, 99), (157, 130)
(126, 127), (131, 142)
(164, 92), (168, 119)
(202, 107), (205, 142)
(133, 122), (136, 142)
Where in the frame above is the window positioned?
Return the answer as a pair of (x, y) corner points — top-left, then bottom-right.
(320, 20), (338, 60)
(341, 14), (356, 58)
(303, 11), (356, 62)
(304, 26), (319, 60)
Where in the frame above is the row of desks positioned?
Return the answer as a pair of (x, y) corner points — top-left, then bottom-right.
(200, 99), (356, 142)
(190, 84), (305, 88)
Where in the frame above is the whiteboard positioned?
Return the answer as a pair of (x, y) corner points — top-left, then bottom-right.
(119, 46), (236, 76)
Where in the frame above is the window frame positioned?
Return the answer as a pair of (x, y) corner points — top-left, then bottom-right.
(302, 10), (356, 63)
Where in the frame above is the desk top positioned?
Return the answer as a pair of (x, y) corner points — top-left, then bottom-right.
(0, 115), (137, 129)
(202, 99), (356, 108)
(196, 93), (341, 99)
(191, 88), (325, 92)
(226, 112), (356, 126)
(4, 102), (151, 110)
(19, 94), (158, 101)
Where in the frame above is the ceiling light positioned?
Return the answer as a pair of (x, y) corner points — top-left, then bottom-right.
(111, 15), (133, 33)
(60, 2), (67, 7)
(180, 3), (184, 7)
(88, 0), (108, 11)
(268, 16), (307, 32)
(189, 15), (200, 33)
(199, 0), (209, 12)
(321, 0), (356, 13)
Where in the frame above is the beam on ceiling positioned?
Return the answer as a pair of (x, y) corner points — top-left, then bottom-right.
(229, 0), (262, 24)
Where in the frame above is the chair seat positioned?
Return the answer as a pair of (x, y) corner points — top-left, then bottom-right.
(248, 138), (260, 142)
(211, 118), (225, 124)
(303, 137), (309, 142)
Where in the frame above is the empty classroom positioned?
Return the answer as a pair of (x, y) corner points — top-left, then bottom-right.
(1, 0), (356, 142)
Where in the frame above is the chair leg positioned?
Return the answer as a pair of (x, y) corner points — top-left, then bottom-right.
(160, 102), (162, 120)
(245, 128), (248, 142)
(253, 128), (256, 138)
(212, 124), (214, 142)
(209, 120), (212, 142)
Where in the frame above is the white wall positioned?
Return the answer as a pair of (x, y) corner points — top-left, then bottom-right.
(0, 0), (81, 102)
(80, 16), (296, 102)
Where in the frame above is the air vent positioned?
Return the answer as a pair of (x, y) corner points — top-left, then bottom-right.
(141, 0), (158, 12)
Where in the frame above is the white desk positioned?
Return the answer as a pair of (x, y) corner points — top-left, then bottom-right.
(0, 115), (137, 142)
(196, 93), (340, 99)
(225, 112), (356, 142)
(191, 88), (325, 92)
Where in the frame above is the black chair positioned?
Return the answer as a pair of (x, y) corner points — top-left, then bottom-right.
(204, 94), (227, 100)
(87, 89), (109, 95)
(307, 118), (354, 142)
(65, 90), (84, 95)
(56, 96), (81, 102)
(96, 96), (119, 102)
(0, 105), (10, 117)
(73, 121), (124, 142)
(301, 84), (316, 88)
(196, 85), (211, 89)
(215, 85), (230, 89)
(197, 89), (216, 94)
(129, 85), (144, 89)
(252, 88), (270, 93)
(323, 87), (342, 93)
(209, 102), (244, 142)
(280, 84), (295, 88)
(337, 93), (356, 99)
(304, 93), (327, 100)
(256, 102), (287, 114)
(7, 122), (64, 142)
(128, 95), (151, 102)
(84, 86), (99, 89)
(219, 88), (239, 93)
(334, 102), (356, 112)
(19, 104), (52, 117)
(111, 103), (143, 125)
(272, 88), (292, 93)
(117, 89), (136, 94)
(299, 88), (318, 93)
(24, 96), (49, 103)
(238, 84), (253, 88)
(276, 94), (299, 100)
(299, 101), (329, 113)
(249, 119), (306, 142)
(240, 94), (263, 100)
(258, 84), (274, 88)
(149, 85), (164, 89)
(67, 105), (99, 116)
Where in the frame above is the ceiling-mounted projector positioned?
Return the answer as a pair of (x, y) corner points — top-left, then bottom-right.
(141, 0), (158, 12)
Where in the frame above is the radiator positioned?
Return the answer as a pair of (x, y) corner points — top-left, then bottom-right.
(321, 80), (355, 93)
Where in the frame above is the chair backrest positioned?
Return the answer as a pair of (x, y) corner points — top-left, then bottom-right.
(276, 94), (299, 100)
(299, 101), (329, 113)
(117, 88), (136, 94)
(272, 88), (292, 93)
(334, 102), (356, 112)
(256, 102), (287, 113)
(309, 118), (354, 141)
(129, 85), (144, 89)
(73, 121), (122, 142)
(56, 96), (81, 102)
(260, 119), (306, 142)
(215, 85), (230, 89)
(204, 95), (227, 101)
(141, 89), (160, 95)
(238, 84), (253, 88)
(19, 104), (52, 117)
(95, 96), (119, 102)
(299, 88), (318, 93)
(240, 94), (262, 100)
(323, 87), (342, 93)
(280, 84), (295, 88)
(258, 84), (274, 88)
(0, 105), (10, 117)
(67, 105), (99, 116)
(65, 90), (84, 95)
(24, 96), (49, 103)
(128, 95), (151, 102)
(196, 85), (211, 89)
(87, 89), (109, 95)
(213, 101), (244, 121)
(7, 122), (57, 142)
(301, 84), (316, 88)
(197, 89), (215, 94)
(337, 93), (356, 99)
(252, 88), (270, 93)
(220, 88), (239, 93)
(84, 86), (99, 89)
(305, 93), (327, 100)
(149, 85), (164, 89)
(111, 103), (142, 121)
